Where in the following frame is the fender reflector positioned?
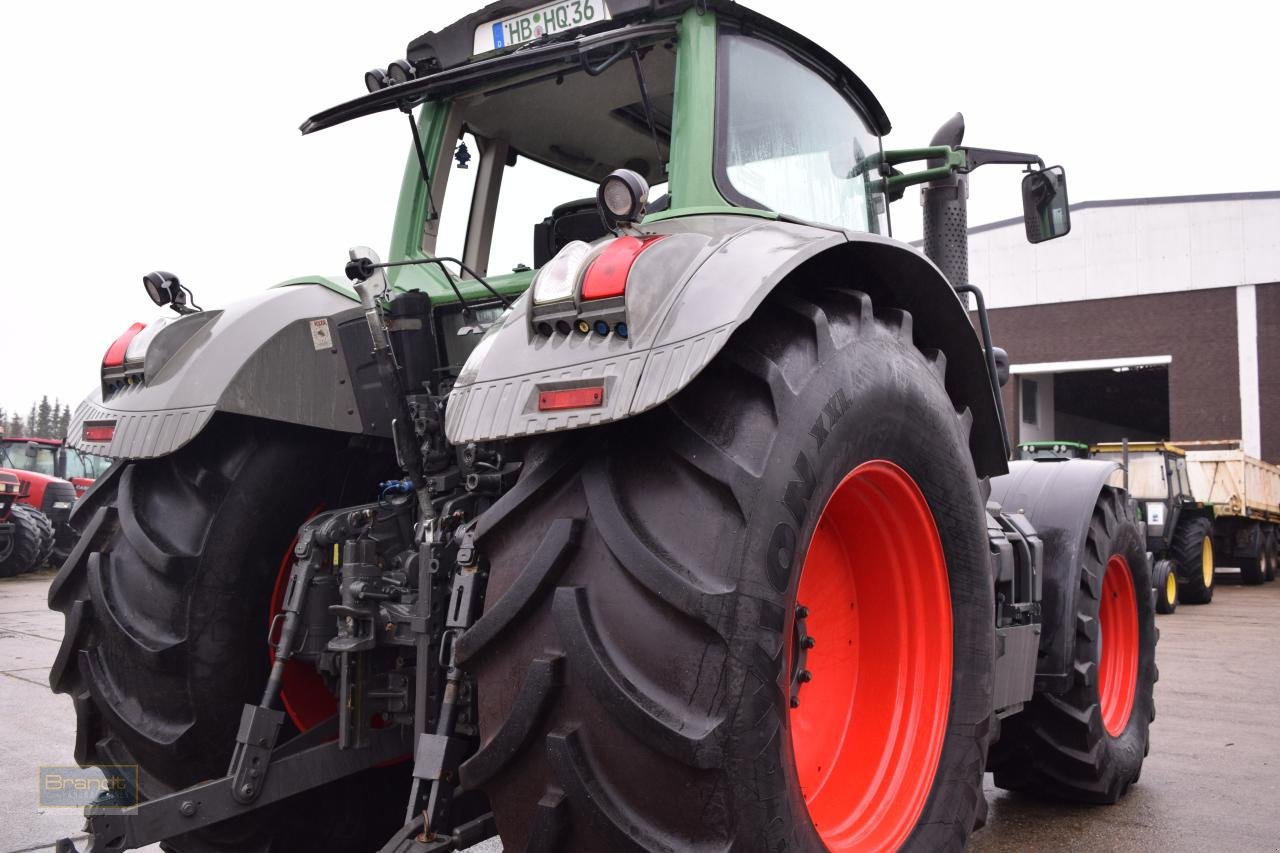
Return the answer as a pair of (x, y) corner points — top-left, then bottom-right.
(580, 235), (666, 300)
(82, 421), (116, 442)
(102, 322), (147, 368)
(538, 386), (604, 411)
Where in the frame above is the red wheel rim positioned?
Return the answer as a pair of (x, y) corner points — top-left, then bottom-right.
(267, 509), (336, 732)
(790, 460), (952, 852)
(1097, 554), (1138, 737)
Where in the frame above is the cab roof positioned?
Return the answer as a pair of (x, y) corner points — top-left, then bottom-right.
(1091, 442), (1186, 457)
(301, 0), (889, 135)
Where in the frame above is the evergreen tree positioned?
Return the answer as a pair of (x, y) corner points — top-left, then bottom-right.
(27, 404), (36, 435)
(0, 408), (5, 435)
(6, 413), (21, 438)
(36, 396), (53, 439)
(59, 405), (72, 438)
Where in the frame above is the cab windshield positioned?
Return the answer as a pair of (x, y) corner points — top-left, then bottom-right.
(1, 442), (57, 477)
(427, 35), (676, 276)
(716, 32), (884, 232)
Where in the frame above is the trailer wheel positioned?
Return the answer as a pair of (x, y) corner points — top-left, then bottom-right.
(1238, 525), (1266, 585)
(992, 488), (1156, 802)
(1262, 527), (1276, 582)
(1172, 515), (1214, 604)
(0, 504), (44, 577)
(48, 417), (408, 852)
(464, 287), (995, 851)
(1153, 559), (1177, 615)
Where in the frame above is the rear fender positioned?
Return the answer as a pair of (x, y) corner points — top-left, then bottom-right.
(67, 284), (390, 461)
(445, 214), (1007, 477)
(989, 459), (1122, 694)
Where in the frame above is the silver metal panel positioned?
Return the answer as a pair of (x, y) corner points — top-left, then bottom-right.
(445, 352), (648, 442)
(68, 399), (216, 460)
(64, 283), (364, 460)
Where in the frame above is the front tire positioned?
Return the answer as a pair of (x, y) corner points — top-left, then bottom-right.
(991, 489), (1156, 802)
(1154, 559), (1178, 615)
(48, 417), (406, 852)
(463, 287), (994, 851)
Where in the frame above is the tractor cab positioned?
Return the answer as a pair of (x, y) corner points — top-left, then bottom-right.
(1092, 442), (1204, 550)
(303, 1), (896, 295)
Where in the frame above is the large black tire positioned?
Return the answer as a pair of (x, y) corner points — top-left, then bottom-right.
(17, 503), (56, 569)
(1153, 558), (1177, 615)
(1172, 515), (1215, 603)
(1238, 525), (1266, 585)
(991, 488), (1156, 802)
(462, 287), (995, 851)
(48, 417), (407, 852)
(1, 504), (45, 577)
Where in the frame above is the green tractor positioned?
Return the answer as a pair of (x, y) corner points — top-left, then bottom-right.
(51, 3), (1156, 851)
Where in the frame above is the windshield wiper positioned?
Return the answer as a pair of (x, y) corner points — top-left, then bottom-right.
(300, 21), (675, 135)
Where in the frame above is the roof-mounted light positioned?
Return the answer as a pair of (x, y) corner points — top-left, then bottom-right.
(364, 68), (389, 93)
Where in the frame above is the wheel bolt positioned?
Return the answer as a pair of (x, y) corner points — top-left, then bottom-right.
(179, 800), (197, 817)
(802, 636), (816, 649)
(796, 605), (809, 619)
(790, 697), (800, 708)
(798, 669), (812, 683)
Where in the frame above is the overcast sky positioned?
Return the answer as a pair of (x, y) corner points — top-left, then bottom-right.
(2, 1), (1277, 418)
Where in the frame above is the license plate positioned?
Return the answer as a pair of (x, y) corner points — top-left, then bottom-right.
(473, 0), (610, 54)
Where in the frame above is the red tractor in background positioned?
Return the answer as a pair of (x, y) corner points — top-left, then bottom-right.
(0, 435), (91, 566)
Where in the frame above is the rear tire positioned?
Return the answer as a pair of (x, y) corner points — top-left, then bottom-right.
(991, 488), (1156, 803)
(48, 417), (406, 852)
(1172, 516), (1214, 603)
(1154, 559), (1177, 615)
(463, 287), (995, 851)
(0, 504), (45, 577)
(17, 503), (56, 569)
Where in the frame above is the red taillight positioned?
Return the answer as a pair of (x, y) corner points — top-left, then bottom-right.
(580, 235), (665, 301)
(82, 422), (116, 443)
(538, 386), (604, 411)
(102, 322), (147, 368)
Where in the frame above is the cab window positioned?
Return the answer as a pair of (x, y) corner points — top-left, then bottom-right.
(428, 37), (676, 275)
(716, 33), (883, 232)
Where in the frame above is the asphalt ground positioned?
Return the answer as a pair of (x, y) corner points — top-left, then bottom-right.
(2, 568), (1277, 853)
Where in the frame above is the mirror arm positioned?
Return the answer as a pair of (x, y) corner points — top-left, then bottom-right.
(958, 146), (1045, 173)
(863, 146), (965, 200)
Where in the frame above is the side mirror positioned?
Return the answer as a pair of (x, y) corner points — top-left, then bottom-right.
(1022, 166), (1070, 243)
(24, 441), (39, 459)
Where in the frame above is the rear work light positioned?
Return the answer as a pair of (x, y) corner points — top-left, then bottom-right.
(82, 422), (116, 443)
(102, 322), (147, 368)
(580, 235), (665, 301)
(538, 386), (604, 411)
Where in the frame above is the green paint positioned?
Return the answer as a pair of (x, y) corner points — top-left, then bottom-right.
(389, 100), (450, 268)
(665, 9), (727, 211)
(642, 205), (776, 225)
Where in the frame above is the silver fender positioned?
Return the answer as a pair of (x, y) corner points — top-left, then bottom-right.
(68, 283), (374, 460)
(446, 213), (1008, 476)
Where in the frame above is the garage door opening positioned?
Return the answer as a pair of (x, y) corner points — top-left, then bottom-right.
(1013, 356), (1172, 448)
